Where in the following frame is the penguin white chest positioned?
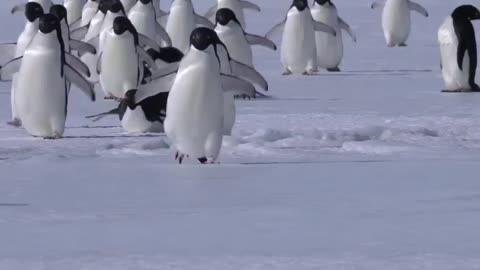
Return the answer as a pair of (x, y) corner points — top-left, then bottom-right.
(64, 0), (86, 25)
(81, 2), (99, 26)
(438, 17), (470, 90)
(129, 8), (156, 41)
(166, 3), (196, 53)
(165, 48), (224, 159)
(281, 9), (316, 74)
(311, 5), (343, 69)
(16, 35), (66, 137)
(100, 32), (139, 98)
(216, 24), (253, 66)
(382, 0), (410, 46)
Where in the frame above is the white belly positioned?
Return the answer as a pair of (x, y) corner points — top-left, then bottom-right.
(382, 0), (410, 46)
(80, 2), (99, 26)
(16, 51), (66, 137)
(122, 108), (162, 133)
(165, 54), (224, 158)
(166, 4), (195, 53)
(281, 10), (316, 74)
(217, 0), (245, 28)
(81, 12), (104, 82)
(311, 6), (343, 69)
(129, 11), (157, 43)
(438, 17), (470, 90)
(223, 93), (235, 136)
(100, 34), (139, 98)
(216, 25), (253, 66)
(64, 0), (86, 24)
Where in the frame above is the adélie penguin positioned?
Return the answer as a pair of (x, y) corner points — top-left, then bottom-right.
(130, 27), (265, 164)
(11, 0), (52, 15)
(214, 8), (275, 135)
(0, 14), (95, 139)
(0, 2), (44, 127)
(98, 16), (158, 99)
(98, 0), (127, 54)
(311, 0), (356, 72)
(121, 0), (137, 13)
(78, 0), (100, 27)
(63, 0), (87, 25)
(164, 0), (215, 53)
(438, 5), (480, 92)
(128, 0), (172, 47)
(266, 0), (336, 75)
(87, 47), (183, 133)
(205, 0), (262, 29)
(371, 0), (428, 47)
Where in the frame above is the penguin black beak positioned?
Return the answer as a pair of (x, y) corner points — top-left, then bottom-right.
(124, 89), (138, 110)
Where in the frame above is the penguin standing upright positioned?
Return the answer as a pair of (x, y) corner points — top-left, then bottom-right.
(130, 27), (265, 163)
(63, 0), (87, 25)
(128, 0), (171, 47)
(214, 8), (275, 135)
(311, 0), (356, 72)
(266, 0), (336, 75)
(0, 14), (95, 139)
(79, 0), (100, 27)
(439, 5), (480, 92)
(205, 0), (261, 29)
(98, 0), (127, 54)
(98, 16), (157, 99)
(371, 0), (428, 47)
(165, 0), (215, 53)
(121, 0), (137, 13)
(0, 2), (44, 127)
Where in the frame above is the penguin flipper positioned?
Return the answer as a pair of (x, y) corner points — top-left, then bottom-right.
(457, 39), (467, 71)
(229, 59), (268, 91)
(70, 25), (89, 41)
(96, 52), (102, 75)
(65, 53), (91, 77)
(157, 13), (169, 27)
(148, 62), (180, 81)
(245, 34), (277, 50)
(265, 20), (286, 40)
(338, 17), (357, 42)
(370, 1), (384, 10)
(155, 23), (172, 46)
(64, 64), (96, 101)
(137, 47), (157, 70)
(240, 1), (261, 12)
(11, 4), (25, 14)
(220, 74), (256, 98)
(194, 14), (215, 28)
(0, 56), (22, 81)
(313, 20), (336, 36)
(86, 36), (100, 50)
(136, 73), (176, 104)
(204, 4), (217, 20)
(0, 43), (17, 66)
(86, 108), (120, 122)
(138, 33), (160, 50)
(70, 39), (97, 55)
(407, 1), (428, 17)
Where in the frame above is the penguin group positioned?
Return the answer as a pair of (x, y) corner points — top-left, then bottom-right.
(0, 0), (479, 164)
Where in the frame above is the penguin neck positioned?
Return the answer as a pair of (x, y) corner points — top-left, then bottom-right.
(23, 20), (39, 34)
(30, 32), (61, 51)
(184, 47), (218, 69)
(130, 2), (154, 15)
(215, 23), (240, 34)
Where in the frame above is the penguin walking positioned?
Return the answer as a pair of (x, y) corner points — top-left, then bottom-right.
(205, 0), (261, 29)
(98, 16), (158, 99)
(371, 0), (428, 47)
(164, 0), (215, 53)
(130, 27), (265, 163)
(266, 0), (336, 75)
(214, 8), (275, 135)
(439, 5), (480, 92)
(311, 0), (356, 72)
(63, 0), (87, 26)
(11, 0), (52, 15)
(87, 47), (183, 133)
(128, 0), (171, 47)
(0, 14), (95, 139)
(0, 2), (44, 127)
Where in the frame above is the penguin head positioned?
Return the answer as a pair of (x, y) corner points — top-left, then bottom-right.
(50, 5), (68, 23)
(109, 0), (126, 14)
(39, 13), (61, 34)
(216, 8), (241, 26)
(98, 0), (111, 14)
(313, 0), (334, 6)
(124, 89), (138, 110)
(190, 27), (225, 51)
(25, 2), (44, 23)
(291, 0), (308, 11)
(113, 16), (136, 35)
(139, 0), (152, 5)
(452, 5), (480, 21)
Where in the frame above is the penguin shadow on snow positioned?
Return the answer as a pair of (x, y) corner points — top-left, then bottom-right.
(304, 68), (433, 77)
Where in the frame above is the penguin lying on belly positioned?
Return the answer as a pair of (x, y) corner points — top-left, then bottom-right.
(438, 5), (480, 92)
(87, 47), (184, 133)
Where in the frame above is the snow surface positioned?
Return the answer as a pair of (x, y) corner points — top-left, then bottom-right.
(1, 0), (480, 269)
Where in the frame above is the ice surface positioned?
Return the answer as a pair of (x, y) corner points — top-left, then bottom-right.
(1, 0), (480, 269)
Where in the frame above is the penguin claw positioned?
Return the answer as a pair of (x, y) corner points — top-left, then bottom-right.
(175, 151), (179, 160)
(178, 154), (185, 164)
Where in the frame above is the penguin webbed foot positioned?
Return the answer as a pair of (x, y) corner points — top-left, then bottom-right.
(282, 70), (293, 76)
(198, 157), (208, 164)
(470, 83), (480, 92)
(399, 43), (408, 47)
(44, 133), (62, 140)
(327, 67), (341, 72)
(7, 119), (22, 127)
(175, 151), (188, 164)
